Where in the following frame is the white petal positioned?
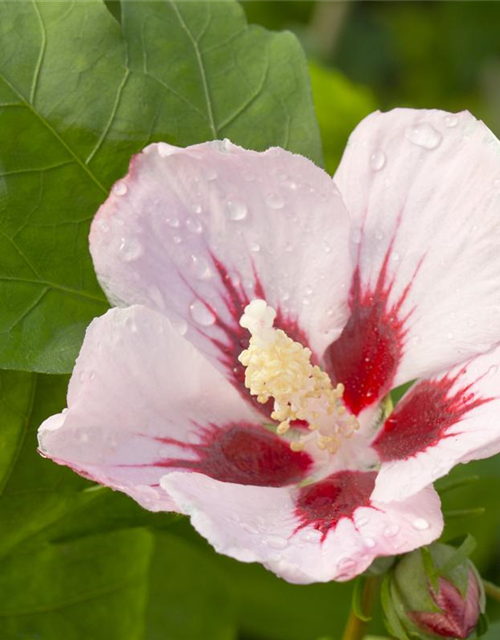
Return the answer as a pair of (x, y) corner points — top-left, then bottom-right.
(161, 470), (442, 584)
(373, 343), (500, 501)
(90, 141), (352, 396)
(38, 305), (279, 512)
(330, 109), (500, 412)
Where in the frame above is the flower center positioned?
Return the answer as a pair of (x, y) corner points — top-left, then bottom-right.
(238, 299), (359, 453)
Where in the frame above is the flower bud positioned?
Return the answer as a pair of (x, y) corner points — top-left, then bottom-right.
(382, 542), (485, 639)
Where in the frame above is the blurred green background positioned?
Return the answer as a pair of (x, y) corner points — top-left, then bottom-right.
(2, 2), (500, 639)
(243, 0), (500, 174)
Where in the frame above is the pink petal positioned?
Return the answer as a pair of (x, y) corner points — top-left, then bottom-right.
(161, 469), (442, 584)
(328, 109), (500, 414)
(38, 306), (313, 511)
(372, 345), (500, 502)
(90, 141), (353, 404)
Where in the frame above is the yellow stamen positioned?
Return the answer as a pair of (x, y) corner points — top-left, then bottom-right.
(238, 299), (359, 453)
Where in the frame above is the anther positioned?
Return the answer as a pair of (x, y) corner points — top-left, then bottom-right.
(238, 299), (359, 454)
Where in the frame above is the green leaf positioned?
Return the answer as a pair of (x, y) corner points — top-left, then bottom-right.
(478, 619), (500, 640)
(352, 576), (373, 622)
(0, 529), (153, 640)
(435, 534), (476, 578)
(380, 574), (410, 640)
(439, 455), (500, 571)
(145, 532), (237, 640)
(436, 474), (480, 494)
(420, 546), (439, 592)
(0, 0), (322, 374)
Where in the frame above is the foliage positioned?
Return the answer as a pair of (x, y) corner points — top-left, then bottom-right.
(2, 1), (500, 639)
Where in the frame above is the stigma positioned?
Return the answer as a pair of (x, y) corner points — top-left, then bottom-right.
(238, 300), (359, 453)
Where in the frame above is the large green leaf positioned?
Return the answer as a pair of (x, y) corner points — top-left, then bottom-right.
(0, 529), (153, 640)
(0, 0), (322, 374)
(145, 532), (237, 640)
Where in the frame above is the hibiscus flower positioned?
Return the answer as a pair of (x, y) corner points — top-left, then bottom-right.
(38, 109), (500, 584)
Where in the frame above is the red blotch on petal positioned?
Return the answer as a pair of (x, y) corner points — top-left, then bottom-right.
(295, 470), (376, 541)
(409, 570), (481, 639)
(197, 256), (312, 415)
(326, 248), (418, 415)
(373, 368), (492, 462)
(156, 423), (312, 487)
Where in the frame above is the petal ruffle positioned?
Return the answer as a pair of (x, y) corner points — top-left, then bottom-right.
(90, 141), (353, 402)
(161, 469), (442, 584)
(328, 109), (500, 414)
(38, 305), (314, 511)
(372, 344), (500, 502)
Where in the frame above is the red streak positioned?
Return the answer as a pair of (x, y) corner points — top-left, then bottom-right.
(295, 470), (376, 541)
(326, 248), (417, 415)
(373, 368), (491, 461)
(155, 423), (312, 487)
(204, 256), (312, 414)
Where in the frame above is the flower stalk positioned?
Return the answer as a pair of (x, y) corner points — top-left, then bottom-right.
(342, 576), (380, 640)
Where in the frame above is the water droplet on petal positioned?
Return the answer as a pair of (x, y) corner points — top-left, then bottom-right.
(488, 365), (498, 376)
(266, 192), (285, 210)
(166, 216), (180, 228)
(444, 114), (459, 128)
(119, 237), (143, 262)
(375, 229), (384, 241)
(363, 537), (376, 549)
(204, 167), (217, 181)
(323, 241), (332, 253)
(173, 235), (182, 245)
(284, 242), (293, 253)
(300, 529), (322, 544)
(189, 300), (215, 326)
(149, 285), (165, 309)
(413, 518), (430, 531)
(265, 535), (288, 550)
(191, 203), (203, 215)
(79, 371), (85, 383)
(186, 217), (203, 234)
(250, 242), (260, 253)
(391, 251), (400, 262)
(113, 180), (127, 196)
(173, 319), (188, 336)
(447, 332), (454, 340)
(370, 150), (386, 171)
(404, 123), (442, 150)
(337, 557), (356, 572)
(241, 522), (259, 534)
(227, 199), (248, 221)
(384, 524), (400, 538)
(189, 254), (212, 280)
(352, 228), (362, 244)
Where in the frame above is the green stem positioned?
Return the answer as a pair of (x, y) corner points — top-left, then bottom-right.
(484, 580), (500, 602)
(341, 577), (380, 640)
